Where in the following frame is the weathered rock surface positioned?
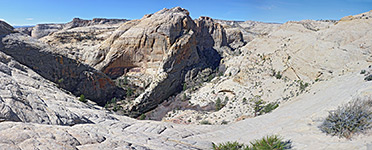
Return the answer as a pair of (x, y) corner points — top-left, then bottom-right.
(0, 33), (125, 106)
(0, 39), (214, 149)
(30, 24), (64, 39)
(0, 51), (91, 125)
(79, 7), (224, 116)
(0, 21), (13, 36)
(162, 10), (372, 125)
(19, 18), (128, 39)
(0, 8), (371, 150)
(214, 19), (281, 47)
(14, 26), (33, 36)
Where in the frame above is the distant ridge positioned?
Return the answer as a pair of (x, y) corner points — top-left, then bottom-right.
(13, 25), (35, 28)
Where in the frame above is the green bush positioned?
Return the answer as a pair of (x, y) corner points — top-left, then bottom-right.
(360, 70), (366, 74)
(299, 81), (309, 92)
(213, 141), (245, 150)
(248, 135), (292, 150)
(139, 114), (146, 120)
(183, 83), (187, 91)
(275, 71), (282, 79)
(215, 97), (224, 111)
(319, 98), (372, 139)
(262, 102), (279, 114)
(212, 135), (292, 150)
(200, 120), (211, 125)
(79, 94), (87, 103)
(126, 87), (133, 97)
(252, 98), (279, 116)
(253, 99), (265, 116)
(58, 78), (64, 83)
(364, 75), (372, 81)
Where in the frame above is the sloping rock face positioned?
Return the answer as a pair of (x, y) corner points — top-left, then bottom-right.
(0, 29), (214, 148)
(0, 33), (125, 106)
(162, 10), (372, 125)
(0, 51), (91, 125)
(0, 21), (14, 36)
(85, 7), (225, 116)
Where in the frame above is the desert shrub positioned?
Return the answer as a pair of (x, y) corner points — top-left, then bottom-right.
(275, 71), (282, 79)
(248, 135), (292, 150)
(364, 75), (372, 81)
(139, 114), (146, 120)
(183, 83), (187, 91)
(208, 74), (215, 82)
(253, 99), (265, 116)
(183, 93), (187, 101)
(79, 94), (87, 103)
(243, 97), (247, 103)
(262, 102), (279, 114)
(215, 97), (225, 111)
(111, 97), (117, 103)
(212, 135), (292, 150)
(200, 120), (211, 125)
(126, 87), (133, 97)
(299, 81), (309, 92)
(221, 120), (229, 125)
(319, 98), (372, 139)
(360, 70), (366, 74)
(252, 98), (279, 116)
(213, 141), (245, 150)
(58, 78), (64, 83)
(112, 104), (121, 112)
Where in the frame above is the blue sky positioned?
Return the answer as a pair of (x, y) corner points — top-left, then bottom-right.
(1, 0), (371, 26)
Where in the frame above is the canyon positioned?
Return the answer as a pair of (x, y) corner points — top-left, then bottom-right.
(1, 7), (372, 149)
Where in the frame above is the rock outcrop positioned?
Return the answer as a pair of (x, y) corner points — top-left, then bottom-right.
(0, 8), (372, 150)
(0, 33), (125, 106)
(31, 24), (64, 39)
(14, 26), (33, 35)
(18, 18), (128, 39)
(83, 7), (225, 116)
(0, 51), (91, 125)
(0, 21), (14, 36)
(214, 19), (281, 47)
(162, 10), (372, 125)
(39, 18), (128, 63)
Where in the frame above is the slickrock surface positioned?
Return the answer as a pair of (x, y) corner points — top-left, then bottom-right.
(162, 10), (372, 125)
(80, 7), (225, 116)
(0, 33), (125, 106)
(0, 7), (371, 150)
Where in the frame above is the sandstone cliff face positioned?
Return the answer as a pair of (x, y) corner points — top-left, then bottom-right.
(0, 51), (91, 125)
(39, 18), (128, 63)
(0, 30), (213, 149)
(162, 10), (372, 125)
(0, 33), (125, 106)
(0, 9), (372, 150)
(83, 7), (225, 116)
